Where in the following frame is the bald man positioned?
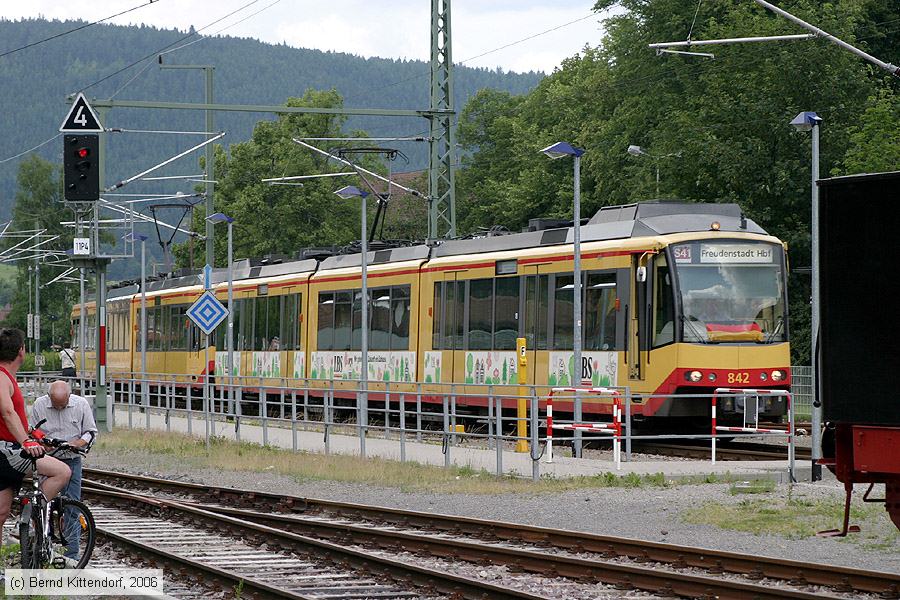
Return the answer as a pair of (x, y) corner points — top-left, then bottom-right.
(31, 380), (97, 558)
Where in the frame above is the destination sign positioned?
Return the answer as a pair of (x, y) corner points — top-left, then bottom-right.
(699, 243), (774, 264)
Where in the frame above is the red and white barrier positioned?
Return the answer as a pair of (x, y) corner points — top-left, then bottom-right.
(546, 387), (622, 470)
(711, 388), (794, 472)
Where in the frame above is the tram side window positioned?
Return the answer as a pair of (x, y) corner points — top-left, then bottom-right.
(317, 293), (335, 350)
(390, 286), (410, 351)
(432, 283), (442, 349)
(654, 258), (674, 347)
(71, 318), (79, 349)
(494, 276), (519, 350)
(553, 275), (574, 350)
(121, 309), (129, 351)
(585, 274), (617, 351)
(233, 299), (247, 352)
(85, 315), (94, 350)
(169, 306), (187, 350)
(370, 288), (391, 350)
(524, 275), (549, 350)
(333, 291), (352, 351)
(350, 290), (368, 351)
(467, 279), (493, 350)
(253, 295), (280, 351)
(280, 293), (301, 350)
(442, 281), (465, 350)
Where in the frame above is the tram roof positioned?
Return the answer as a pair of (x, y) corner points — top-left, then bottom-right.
(432, 201), (768, 258)
(106, 257), (318, 299)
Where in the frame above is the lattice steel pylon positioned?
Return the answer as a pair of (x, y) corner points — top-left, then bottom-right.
(428, 0), (457, 239)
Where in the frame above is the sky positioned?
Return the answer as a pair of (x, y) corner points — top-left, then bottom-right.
(5, 0), (608, 73)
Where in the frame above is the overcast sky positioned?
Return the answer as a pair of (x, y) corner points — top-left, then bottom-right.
(6, 0), (608, 73)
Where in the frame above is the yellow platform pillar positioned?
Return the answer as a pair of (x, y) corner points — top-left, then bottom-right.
(516, 337), (529, 453)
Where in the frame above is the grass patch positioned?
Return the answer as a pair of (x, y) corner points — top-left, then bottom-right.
(96, 429), (680, 494)
(682, 495), (900, 550)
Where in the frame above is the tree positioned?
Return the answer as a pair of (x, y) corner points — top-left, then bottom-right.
(455, 0), (899, 363)
(840, 87), (900, 174)
(176, 90), (376, 267)
(0, 155), (78, 348)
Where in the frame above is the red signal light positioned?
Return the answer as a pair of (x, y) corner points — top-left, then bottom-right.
(76, 148), (90, 159)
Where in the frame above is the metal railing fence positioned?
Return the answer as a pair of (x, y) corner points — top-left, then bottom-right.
(16, 371), (803, 481)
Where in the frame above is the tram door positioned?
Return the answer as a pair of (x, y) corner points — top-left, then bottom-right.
(521, 264), (550, 385)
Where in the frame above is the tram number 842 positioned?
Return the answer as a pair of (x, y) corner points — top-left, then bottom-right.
(727, 372), (750, 384)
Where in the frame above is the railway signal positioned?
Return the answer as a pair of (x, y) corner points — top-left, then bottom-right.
(63, 134), (99, 202)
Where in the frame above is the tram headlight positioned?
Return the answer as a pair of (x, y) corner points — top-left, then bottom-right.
(707, 373), (717, 382)
(760, 372), (768, 381)
(686, 370), (703, 382)
(771, 370), (786, 381)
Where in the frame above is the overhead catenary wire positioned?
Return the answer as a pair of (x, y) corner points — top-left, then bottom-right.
(104, 132), (225, 192)
(0, 0), (160, 60)
(293, 139), (424, 198)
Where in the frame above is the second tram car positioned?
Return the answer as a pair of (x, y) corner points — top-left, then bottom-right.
(72, 201), (791, 423)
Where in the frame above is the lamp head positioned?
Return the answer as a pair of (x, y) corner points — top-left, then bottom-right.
(627, 144), (648, 157)
(790, 111), (822, 132)
(540, 141), (585, 159)
(334, 185), (369, 199)
(206, 212), (234, 224)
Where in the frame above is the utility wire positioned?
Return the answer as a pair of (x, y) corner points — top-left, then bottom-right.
(0, 0), (160, 60)
(109, 0), (282, 99)
(75, 0), (263, 94)
(368, 11), (599, 95)
(159, 0), (283, 58)
(0, 133), (60, 164)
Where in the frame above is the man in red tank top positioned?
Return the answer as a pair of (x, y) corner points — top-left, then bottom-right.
(0, 328), (71, 546)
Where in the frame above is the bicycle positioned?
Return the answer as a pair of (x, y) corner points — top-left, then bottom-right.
(16, 420), (96, 569)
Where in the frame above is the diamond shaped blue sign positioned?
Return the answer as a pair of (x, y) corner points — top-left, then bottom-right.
(187, 291), (228, 335)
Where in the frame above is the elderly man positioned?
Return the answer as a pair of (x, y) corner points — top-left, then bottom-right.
(31, 380), (97, 557)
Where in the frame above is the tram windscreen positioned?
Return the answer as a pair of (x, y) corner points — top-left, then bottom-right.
(671, 241), (786, 343)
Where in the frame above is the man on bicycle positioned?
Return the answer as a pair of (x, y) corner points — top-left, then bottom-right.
(0, 329), (71, 547)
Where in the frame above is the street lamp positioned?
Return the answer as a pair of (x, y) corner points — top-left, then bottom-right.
(540, 141), (586, 458)
(790, 110), (823, 482)
(334, 185), (370, 458)
(207, 212), (235, 419)
(627, 145), (680, 197)
(124, 232), (150, 420)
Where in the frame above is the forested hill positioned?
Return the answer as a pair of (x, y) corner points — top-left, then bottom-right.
(0, 18), (543, 218)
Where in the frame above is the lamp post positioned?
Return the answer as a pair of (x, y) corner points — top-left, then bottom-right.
(627, 145), (680, 197)
(335, 185), (369, 458)
(207, 212), (235, 419)
(124, 232), (150, 418)
(540, 141), (586, 458)
(790, 110), (823, 482)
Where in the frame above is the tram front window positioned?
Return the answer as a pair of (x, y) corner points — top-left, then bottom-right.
(672, 241), (786, 343)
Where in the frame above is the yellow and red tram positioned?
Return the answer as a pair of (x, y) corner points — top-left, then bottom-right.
(73, 202), (791, 422)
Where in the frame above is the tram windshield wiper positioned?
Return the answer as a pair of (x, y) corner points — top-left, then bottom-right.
(763, 317), (785, 343)
(681, 315), (710, 344)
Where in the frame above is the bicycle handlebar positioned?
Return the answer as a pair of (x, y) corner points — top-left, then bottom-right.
(19, 438), (88, 460)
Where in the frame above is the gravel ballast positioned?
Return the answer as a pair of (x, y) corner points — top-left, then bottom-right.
(83, 447), (900, 577)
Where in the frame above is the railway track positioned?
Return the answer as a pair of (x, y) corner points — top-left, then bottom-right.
(84, 486), (539, 599)
(631, 440), (812, 461)
(83, 468), (900, 599)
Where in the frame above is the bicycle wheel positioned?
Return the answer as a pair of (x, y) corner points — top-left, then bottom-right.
(18, 503), (42, 569)
(50, 498), (95, 569)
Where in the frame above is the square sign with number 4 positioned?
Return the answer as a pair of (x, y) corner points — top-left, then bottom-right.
(73, 238), (90, 256)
